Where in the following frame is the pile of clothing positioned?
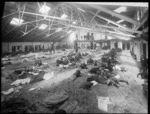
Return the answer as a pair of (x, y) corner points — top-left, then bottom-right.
(85, 49), (128, 88)
(7, 66), (54, 86)
(56, 52), (82, 68)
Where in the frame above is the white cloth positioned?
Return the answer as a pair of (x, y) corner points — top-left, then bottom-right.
(115, 74), (120, 79)
(59, 64), (64, 68)
(11, 77), (31, 86)
(113, 65), (121, 71)
(91, 80), (98, 86)
(29, 88), (36, 91)
(29, 72), (39, 75)
(63, 65), (69, 68)
(2, 88), (14, 95)
(43, 72), (55, 80)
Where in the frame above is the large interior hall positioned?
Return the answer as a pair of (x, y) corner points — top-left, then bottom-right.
(1, 2), (148, 113)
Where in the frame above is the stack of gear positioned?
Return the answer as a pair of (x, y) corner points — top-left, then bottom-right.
(138, 58), (148, 97)
(80, 62), (88, 69)
(56, 52), (82, 68)
(72, 70), (82, 81)
(35, 59), (42, 67)
(87, 57), (94, 65)
(86, 49), (128, 88)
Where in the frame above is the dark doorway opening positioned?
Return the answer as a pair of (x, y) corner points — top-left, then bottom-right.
(94, 43), (96, 49)
(143, 43), (146, 59)
(91, 42), (93, 49)
(123, 43), (125, 50)
(114, 42), (118, 49)
(127, 42), (130, 50)
(12, 46), (16, 52)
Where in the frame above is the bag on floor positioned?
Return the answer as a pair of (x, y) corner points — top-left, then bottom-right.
(97, 96), (109, 112)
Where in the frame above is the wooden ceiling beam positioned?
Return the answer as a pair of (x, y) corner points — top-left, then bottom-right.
(64, 4), (87, 25)
(49, 2), (64, 16)
(71, 3), (140, 25)
(93, 20), (142, 34)
(90, 10), (100, 22)
(134, 10), (148, 30)
(86, 10), (130, 30)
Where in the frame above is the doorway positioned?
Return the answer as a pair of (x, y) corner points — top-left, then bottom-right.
(114, 42), (118, 49)
(122, 43), (125, 50)
(94, 43), (96, 49)
(143, 43), (146, 59)
(127, 42), (130, 50)
(12, 46), (16, 52)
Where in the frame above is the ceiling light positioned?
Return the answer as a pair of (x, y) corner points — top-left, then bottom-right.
(116, 19), (124, 23)
(77, 8), (85, 12)
(39, 4), (51, 14)
(38, 24), (48, 30)
(72, 21), (77, 24)
(61, 14), (67, 19)
(114, 6), (127, 13)
(10, 18), (24, 26)
(56, 28), (62, 32)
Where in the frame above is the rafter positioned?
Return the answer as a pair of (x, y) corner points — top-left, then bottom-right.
(67, 2), (148, 7)
(90, 10), (100, 22)
(65, 4), (86, 24)
(49, 2), (64, 16)
(134, 10), (148, 30)
(93, 20), (142, 34)
(83, 9), (129, 30)
(71, 3), (140, 26)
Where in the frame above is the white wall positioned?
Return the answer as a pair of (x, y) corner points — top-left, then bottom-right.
(2, 43), (9, 53)
(133, 41), (141, 61)
(118, 41), (122, 49)
(110, 41), (115, 49)
(2, 42), (54, 53)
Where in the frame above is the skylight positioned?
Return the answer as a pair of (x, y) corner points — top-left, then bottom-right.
(116, 19), (124, 23)
(114, 6), (127, 13)
(72, 21), (77, 24)
(56, 28), (62, 32)
(10, 18), (24, 26)
(67, 30), (72, 33)
(61, 14), (67, 19)
(38, 24), (48, 30)
(46, 34), (50, 37)
(39, 4), (51, 14)
(77, 8), (85, 12)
